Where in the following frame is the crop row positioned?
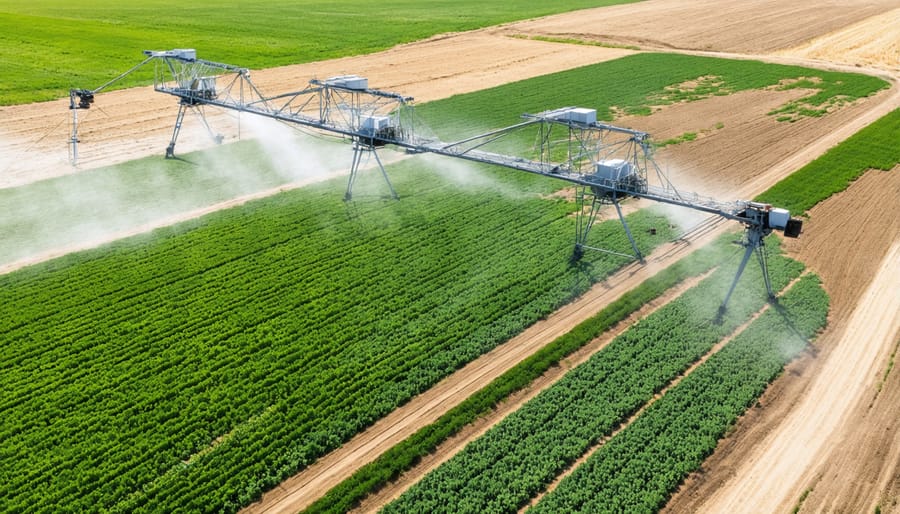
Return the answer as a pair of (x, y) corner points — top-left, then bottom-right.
(0, 159), (674, 513)
(757, 107), (899, 214)
(382, 240), (803, 513)
(530, 273), (829, 512)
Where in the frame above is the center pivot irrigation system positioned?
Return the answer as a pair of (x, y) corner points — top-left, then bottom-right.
(68, 49), (803, 312)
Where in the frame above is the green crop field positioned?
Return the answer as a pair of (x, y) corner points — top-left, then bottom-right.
(303, 236), (736, 514)
(530, 274), (828, 513)
(0, 0), (639, 105)
(0, 157), (678, 513)
(0, 44), (882, 513)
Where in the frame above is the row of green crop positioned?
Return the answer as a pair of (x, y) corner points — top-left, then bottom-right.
(530, 273), (829, 512)
(0, 158), (675, 513)
(381, 240), (803, 513)
(301, 234), (736, 514)
(756, 108), (900, 214)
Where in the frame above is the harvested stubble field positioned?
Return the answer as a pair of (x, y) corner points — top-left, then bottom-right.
(1, 1), (899, 513)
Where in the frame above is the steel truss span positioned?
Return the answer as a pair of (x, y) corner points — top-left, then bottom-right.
(68, 49), (804, 311)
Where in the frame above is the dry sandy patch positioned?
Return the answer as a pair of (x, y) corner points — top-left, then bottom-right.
(776, 8), (900, 73)
(496, 0), (899, 54)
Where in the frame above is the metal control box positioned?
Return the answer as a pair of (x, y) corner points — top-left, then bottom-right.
(325, 75), (369, 90)
(594, 159), (635, 181)
(558, 108), (598, 124)
(361, 115), (391, 132)
(768, 207), (790, 229)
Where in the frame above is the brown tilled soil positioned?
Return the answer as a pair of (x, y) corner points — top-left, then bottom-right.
(1, 1), (898, 513)
(776, 7), (900, 72)
(493, 0), (897, 54)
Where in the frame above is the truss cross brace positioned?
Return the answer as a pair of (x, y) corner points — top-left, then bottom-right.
(166, 102), (223, 159)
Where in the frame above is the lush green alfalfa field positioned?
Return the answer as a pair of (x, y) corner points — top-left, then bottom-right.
(0, 0), (640, 105)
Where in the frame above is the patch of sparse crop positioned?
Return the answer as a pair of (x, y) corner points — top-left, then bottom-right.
(654, 131), (698, 148)
(0, 0), (639, 105)
(756, 108), (900, 214)
(769, 75), (887, 121)
(647, 75), (731, 105)
(513, 34), (641, 51)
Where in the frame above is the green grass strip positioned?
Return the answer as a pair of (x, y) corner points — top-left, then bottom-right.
(756, 108), (899, 214)
(301, 237), (731, 514)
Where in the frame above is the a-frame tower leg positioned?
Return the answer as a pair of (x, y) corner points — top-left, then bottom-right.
(166, 102), (223, 159)
(344, 140), (399, 201)
(573, 186), (643, 263)
(718, 226), (775, 316)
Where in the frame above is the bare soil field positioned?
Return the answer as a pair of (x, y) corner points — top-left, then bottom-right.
(776, 7), (900, 73)
(495, 0), (899, 55)
(2, 1), (898, 512)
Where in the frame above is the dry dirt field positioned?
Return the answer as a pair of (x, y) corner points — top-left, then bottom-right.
(3, 1), (899, 513)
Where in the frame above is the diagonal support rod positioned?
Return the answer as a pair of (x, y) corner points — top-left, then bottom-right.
(613, 198), (644, 263)
(166, 102), (224, 158)
(718, 225), (774, 316)
(573, 186), (643, 262)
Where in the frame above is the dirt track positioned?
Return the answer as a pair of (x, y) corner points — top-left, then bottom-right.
(664, 168), (900, 514)
(3, 1), (899, 513)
